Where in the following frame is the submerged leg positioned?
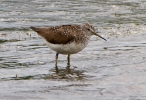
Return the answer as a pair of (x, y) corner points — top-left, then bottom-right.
(55, 53), (59, 66)
(67, 54), (70, 66)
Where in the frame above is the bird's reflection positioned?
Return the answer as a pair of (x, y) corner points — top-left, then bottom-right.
(48, 65), (85, 80)
(55, 65), (71, 74)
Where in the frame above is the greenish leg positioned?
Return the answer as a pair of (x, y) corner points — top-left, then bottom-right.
(67, 54), (70, 66)
(55, 53), (59, 67)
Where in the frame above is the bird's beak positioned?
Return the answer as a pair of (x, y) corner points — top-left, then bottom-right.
(92, 30), (107, 41)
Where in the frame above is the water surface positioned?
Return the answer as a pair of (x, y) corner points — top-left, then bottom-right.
(0, 0), (146, 100)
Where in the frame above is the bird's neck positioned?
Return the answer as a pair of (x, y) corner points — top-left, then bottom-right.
(74, 35), (90, 46)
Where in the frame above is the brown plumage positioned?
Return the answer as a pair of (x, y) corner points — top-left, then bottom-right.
(30, 24), (85, 44)
(30, 23), (106, 66)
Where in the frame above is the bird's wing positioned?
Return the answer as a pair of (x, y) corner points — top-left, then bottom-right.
(30, 25), (81, 44)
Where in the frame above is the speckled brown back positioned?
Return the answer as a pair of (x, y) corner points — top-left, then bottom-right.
(30, 24), (86, 44)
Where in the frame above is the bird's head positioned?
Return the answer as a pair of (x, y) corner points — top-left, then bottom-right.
(83, 23), (107, 41)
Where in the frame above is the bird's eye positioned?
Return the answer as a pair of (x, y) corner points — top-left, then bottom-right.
(87, 28), (90, 31)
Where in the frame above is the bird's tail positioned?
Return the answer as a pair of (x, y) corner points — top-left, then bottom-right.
(30, 26), (38, 32)
(30, 26), (43, 34)
(30, 26), (46, 38)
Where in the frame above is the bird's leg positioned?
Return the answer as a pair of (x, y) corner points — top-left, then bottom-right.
(67, 54), (70, 66)
(55, 53), (59, 67)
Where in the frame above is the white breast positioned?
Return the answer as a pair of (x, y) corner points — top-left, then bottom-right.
(46, 42), (88, 54)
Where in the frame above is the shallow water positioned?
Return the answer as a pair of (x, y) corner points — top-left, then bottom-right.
(0, 0), (146, 100)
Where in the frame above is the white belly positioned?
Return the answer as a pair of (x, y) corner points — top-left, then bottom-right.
(46, 42), (88, 54)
